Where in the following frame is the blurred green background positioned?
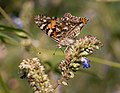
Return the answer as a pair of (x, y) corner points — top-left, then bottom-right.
(0, 0), (120, 93)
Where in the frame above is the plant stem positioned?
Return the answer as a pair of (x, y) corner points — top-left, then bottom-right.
(89, 57), (120, 68)
(0, 73), (11, 93)
(0, 6), (15, 26)
(53, 76), (65, 90)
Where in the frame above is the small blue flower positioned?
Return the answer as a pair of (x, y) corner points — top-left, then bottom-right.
(80, 57), (90, 69)
(12, 16), (23, 28)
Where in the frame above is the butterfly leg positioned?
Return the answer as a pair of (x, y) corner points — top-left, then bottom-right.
(64, 46), (69, 53)
(53, 47), (58, 55)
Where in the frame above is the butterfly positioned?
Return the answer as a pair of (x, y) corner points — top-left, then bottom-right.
(34, 13), (88, 48)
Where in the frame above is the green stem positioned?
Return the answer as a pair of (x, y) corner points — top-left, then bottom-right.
(0, 6), (15, 26)
(0, 73), (11, 93)
(53, 76), (65, 90)
(89, 57), (120, 68)
(29, 45), (120, 68)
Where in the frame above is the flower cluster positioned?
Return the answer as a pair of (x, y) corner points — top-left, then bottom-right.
(19, 58), (53, 93)
(19, 35), (103, 88)
(59, 35), (103, 81)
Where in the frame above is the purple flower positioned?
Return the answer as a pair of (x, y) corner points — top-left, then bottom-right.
(12, 16), (23, 28)
(80, 57), (90, 69)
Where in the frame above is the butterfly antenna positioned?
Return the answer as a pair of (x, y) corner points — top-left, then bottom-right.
(53, 47), (65, 55)
(53, 47), (58, 55)
(60, 48), (64, 54)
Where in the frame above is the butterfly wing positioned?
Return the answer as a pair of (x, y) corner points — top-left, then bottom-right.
(34, 13), (88, 47)
(34, 15), (61, 43)
(61, 13), (88, 38)
(34, 14), (79, 43)
(55, 13), (89, 39)
(65, 17), (89, 39)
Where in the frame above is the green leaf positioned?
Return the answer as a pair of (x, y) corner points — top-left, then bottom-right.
(0, 25), (31, 38)
(0, 32), (18, 45)
(0, 74), (11, 93)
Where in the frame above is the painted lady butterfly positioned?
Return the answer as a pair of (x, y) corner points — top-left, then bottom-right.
(34, 13), (88, 48)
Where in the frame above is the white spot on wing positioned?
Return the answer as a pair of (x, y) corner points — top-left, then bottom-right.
(40, 24), (46, 29)
(79, 23), (84, 27)
(48, 29), (53, 36)
(63, 27), (68, 30)
(43, 20), (47, 22)
(35, 21), (39, 24)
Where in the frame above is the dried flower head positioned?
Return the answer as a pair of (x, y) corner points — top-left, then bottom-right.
(66, 35), (103, 57)
(59, 35), (103, 80)
(19, 58), (53, 93)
